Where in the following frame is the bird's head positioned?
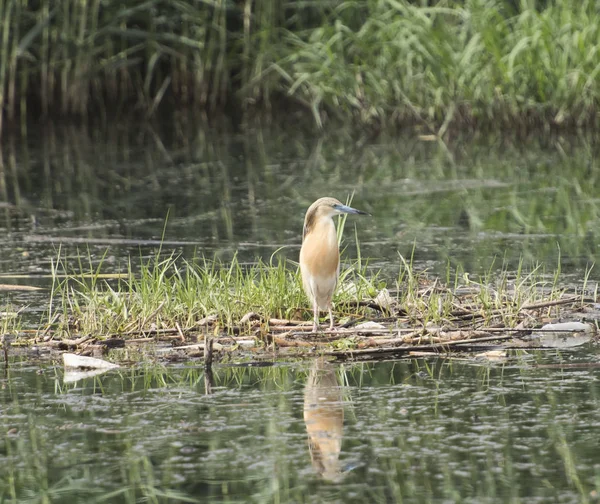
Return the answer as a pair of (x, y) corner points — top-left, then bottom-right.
(303, 197), (369, 239)
(308, 197), (369, 219)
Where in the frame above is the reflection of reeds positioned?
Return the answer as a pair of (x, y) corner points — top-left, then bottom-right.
(6, 118), (600, 231)
(1, 359), (596, 502)
(3, 117), (600, 276)
(1, 1), (599, 138)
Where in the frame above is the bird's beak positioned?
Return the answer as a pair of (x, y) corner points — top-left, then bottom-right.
(333, 204), (370, 216)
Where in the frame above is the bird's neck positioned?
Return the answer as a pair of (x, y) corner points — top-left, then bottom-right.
(304, 208), (337, 239)
(311, 217), (338, 247)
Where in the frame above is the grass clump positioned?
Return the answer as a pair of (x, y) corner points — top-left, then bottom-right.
(48, 251), (379, 338)
(397, 252), (572, 332)
(0, 246), (595, 364)
(34, 247), (589, 348)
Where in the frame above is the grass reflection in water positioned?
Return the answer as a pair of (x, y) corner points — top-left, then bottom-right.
(1, 354), (599, 503)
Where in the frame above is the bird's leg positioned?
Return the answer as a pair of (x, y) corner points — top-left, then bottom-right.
(328, 307), (335, 330)
(312, 299), (320, 333)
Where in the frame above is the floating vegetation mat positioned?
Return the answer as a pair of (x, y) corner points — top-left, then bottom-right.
(2, 253), (598, 365)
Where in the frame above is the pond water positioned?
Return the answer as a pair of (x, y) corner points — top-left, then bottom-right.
(2, 117), (600, 326)
(1, 117), (599, 285)
(1, 349), (600, 503)
(1, 117), (600, 502)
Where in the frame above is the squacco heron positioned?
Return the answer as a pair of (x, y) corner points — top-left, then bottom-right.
(300, 197), (369, 332)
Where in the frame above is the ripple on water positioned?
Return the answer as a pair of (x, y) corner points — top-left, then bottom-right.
(1, 352), (599, 502)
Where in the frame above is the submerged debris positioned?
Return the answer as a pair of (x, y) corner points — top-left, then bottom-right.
(20, 290), (598, 365)
(61, 353), (119, 383)
(534, 322), (595, 348)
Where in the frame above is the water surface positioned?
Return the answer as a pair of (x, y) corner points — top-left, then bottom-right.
(1, 119), (600, 502)
(2, 118), (599, 327)
(1, 350), (599, 503)
(1, 119), (599, 278)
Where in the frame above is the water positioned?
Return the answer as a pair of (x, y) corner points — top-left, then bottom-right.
(2, 117), (600, 501)
(1, 119), (599, 282)
(1, 350), (600, 503)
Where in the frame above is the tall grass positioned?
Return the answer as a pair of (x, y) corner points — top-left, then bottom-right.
(47, 250), (380, 337)
(0, 0), (599, 138)
(0, 0), (330, 134)
(35, 244), (578, 340)
(274, 0), (600, 129)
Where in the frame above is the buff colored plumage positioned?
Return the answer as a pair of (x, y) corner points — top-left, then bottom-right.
(304, 358), (344, 480)
(299, 197), (369, 332)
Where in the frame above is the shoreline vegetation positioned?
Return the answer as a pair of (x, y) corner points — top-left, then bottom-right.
(1, 0), (599, 138)
(1, 250), (598, 364)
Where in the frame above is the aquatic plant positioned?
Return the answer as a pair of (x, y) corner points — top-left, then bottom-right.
(274, 0), (600, 129)
(1, 0), (599, 138)
(30, 244), (588, 358)
(45, 249), (379, 338)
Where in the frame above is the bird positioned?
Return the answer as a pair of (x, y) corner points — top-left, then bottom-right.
(299, 197), (369, 333)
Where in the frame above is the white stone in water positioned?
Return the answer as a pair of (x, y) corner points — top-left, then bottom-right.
(374, 288), (394, 310)
(354, 321), (386, 330)
(235, 339), (256, 347)
(475, 350), (507, 361)
(63, 353), (120, 370)
(537, 321), (595, 348)
(539, 321), (594, 332)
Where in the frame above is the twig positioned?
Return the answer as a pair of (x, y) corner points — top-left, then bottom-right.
(520, 296), (579, 310)
(205, 367), (214, 395)
(38, 335), (94, 348)
(325, 334), (514, 358)
(341, 300), (395, 313)
(452, 295), (579, 321)
(140, 301), (166, 332)
(271, 336), (314, 347)
(204, 332), (214, 371)
(38, 312), (61, 340)
(175, 322), (185, 342)
(2, 335), (9, 369)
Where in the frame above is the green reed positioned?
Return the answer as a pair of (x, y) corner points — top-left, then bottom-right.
(1, 0), (599, 139)
(273, 0), (600, 130)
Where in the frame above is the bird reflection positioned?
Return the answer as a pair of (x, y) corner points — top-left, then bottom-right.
(303, 358), (344, 481)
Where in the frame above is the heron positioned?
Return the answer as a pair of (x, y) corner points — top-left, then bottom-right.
(299, 197), (369, 332)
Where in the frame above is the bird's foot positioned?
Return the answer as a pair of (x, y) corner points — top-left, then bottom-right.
(328, 309), (336, 332)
